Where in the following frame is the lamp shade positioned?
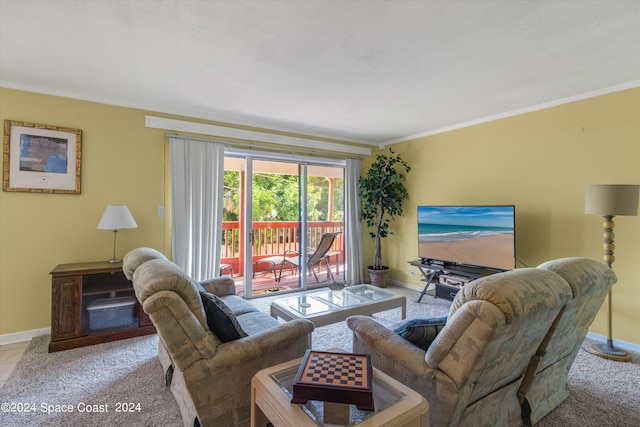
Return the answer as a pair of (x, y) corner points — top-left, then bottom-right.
(97, 205), (138, 230)
(585, 184), (640, 216)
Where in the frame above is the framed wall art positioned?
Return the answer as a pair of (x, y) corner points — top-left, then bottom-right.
(3, 120), (82, 194)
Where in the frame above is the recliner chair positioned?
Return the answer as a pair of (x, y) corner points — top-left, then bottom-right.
(123, 247), (314, 427)
(347, 268), (573, 427)
(517, 257), (617, 425)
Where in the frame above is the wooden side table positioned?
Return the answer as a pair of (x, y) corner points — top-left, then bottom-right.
(251, 356), (429, 427)
(49, 261), (156, 352)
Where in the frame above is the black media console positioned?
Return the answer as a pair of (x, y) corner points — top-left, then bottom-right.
(408, 259), (502, 303)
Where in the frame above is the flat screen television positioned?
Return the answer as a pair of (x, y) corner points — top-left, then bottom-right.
(418, 205), (516, 271)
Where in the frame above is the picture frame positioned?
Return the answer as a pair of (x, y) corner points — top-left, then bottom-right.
(3, 120), (82, 194)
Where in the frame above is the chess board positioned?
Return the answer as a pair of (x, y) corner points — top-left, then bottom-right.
(291, 350), (374, 411)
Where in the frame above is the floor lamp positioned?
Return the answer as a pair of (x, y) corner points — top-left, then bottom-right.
(584, 184), (639, 362)
(97, 204), (138, 264)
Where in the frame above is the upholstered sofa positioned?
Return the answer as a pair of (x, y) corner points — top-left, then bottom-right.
(123, 248), (314, 427)
(347, 267), (573, 427)
(517, 257), (616, 425)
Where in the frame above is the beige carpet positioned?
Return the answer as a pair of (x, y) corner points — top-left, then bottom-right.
(1, 285), (638, 426)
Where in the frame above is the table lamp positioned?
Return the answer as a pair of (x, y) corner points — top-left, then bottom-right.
(584, 184), (639, 362)
(97, 204), (138, 263)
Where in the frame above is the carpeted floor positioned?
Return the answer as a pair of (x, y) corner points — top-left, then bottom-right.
(1, 285), (638, 426)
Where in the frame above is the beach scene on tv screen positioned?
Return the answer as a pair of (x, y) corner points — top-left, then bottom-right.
(418, 206), (515, 270)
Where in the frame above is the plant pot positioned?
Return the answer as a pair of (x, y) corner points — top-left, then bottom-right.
(367, 266), (390, 288)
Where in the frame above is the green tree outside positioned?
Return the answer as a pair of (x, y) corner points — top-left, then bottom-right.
(223, 171), (343, 222)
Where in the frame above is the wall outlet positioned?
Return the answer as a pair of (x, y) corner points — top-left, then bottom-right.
(157, 206), (165, 217)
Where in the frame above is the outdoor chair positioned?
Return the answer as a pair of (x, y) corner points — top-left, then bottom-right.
(252, 256), (284, 282)
(279, 232), (341, 283)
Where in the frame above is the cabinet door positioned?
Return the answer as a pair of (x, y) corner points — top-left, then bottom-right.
(51, 276), (82, 340)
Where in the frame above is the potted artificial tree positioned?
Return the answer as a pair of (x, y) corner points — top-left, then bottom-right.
(359, 149), (411, 287)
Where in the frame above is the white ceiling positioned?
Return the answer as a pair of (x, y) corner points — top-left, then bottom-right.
(1, 1), (639, 146)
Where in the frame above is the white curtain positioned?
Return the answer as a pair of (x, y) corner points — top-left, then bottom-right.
(169, 137), (225, 281)
(344, 157), (364, 285)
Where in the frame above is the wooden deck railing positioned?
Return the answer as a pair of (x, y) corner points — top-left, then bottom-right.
(221, 221), (343, 276)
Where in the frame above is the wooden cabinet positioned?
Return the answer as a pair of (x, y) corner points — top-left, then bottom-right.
(49, 261), (155, 352)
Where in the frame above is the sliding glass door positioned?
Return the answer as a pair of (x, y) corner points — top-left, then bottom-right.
(250, 159), (302, 295)
(221, 152), (345, 298)
(305, 164), (345, 287)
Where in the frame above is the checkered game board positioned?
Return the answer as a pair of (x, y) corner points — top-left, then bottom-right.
(298, 351), (368, 388)
(291, 350), (374, 411)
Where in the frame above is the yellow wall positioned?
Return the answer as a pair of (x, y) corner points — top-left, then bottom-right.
(1, 86), (639, 346)
(364, 87), (640, 345)
(0, 88), (171, 334)
(0, 87), (360, 336)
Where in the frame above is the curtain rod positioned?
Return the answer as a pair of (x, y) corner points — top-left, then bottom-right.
(164, 133), (363, 160)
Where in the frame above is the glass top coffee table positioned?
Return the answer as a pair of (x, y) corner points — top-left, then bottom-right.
(270, 285), (406, 328)
(251, 354), (428, 427)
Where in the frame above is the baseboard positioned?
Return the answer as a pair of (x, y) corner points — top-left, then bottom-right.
(3, 316), (638, 356)
(388, 279), (423, 292)
(0, 328), (50, 345)
(390, 279), (640, 354)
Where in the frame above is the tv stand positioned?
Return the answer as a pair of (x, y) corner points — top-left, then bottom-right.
(408, 260), (501, 303)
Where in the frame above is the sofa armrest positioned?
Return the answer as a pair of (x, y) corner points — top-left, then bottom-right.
(212, 318), (314, 366)
(199, 276), (236, 296)
(346, 315), (430, 376)
(143, 291), (218, 370)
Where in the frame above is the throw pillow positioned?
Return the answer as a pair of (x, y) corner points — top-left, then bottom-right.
(393, 316), (448, 350)
(200, 292), (248, 342)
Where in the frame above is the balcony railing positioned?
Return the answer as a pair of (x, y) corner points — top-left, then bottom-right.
(221, 220), (344, 276)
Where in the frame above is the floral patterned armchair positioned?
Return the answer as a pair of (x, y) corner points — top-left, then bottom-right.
(347, 267), (572, 427)
(517, 257), (616, 425)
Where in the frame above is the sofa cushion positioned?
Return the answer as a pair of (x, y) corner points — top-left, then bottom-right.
(236, 311), (281, 335)
(200, 292), (248, 342)
(393, 316), (448, 350)
(219, 294), (260, 316)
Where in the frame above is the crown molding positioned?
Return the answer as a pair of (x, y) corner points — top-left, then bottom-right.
(380, 80), (640, 147)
